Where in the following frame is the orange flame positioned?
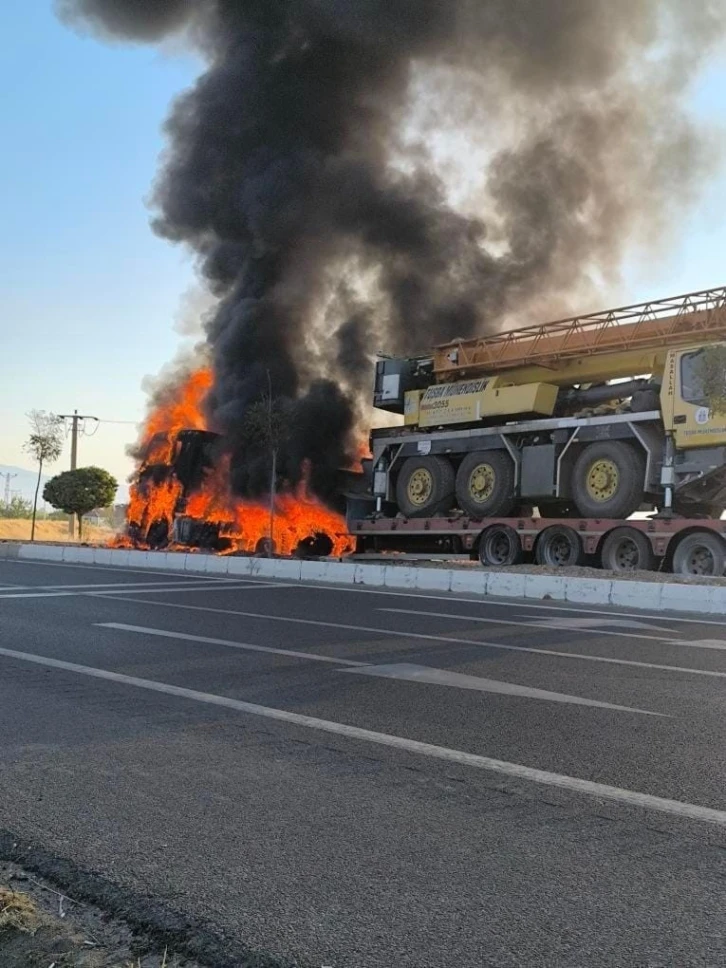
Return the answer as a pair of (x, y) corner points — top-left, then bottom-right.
(122, 367), (353, 557)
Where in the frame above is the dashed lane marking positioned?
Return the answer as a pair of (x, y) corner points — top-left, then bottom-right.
(98, 622), (364, 666)
(341, 663), (667, 716)
(0, 645), (719, 826)
(379, 607), (679, 643)
(89, 594), (726, 679)
(98, 623), (664, 714)
(0, 582), (285, 600)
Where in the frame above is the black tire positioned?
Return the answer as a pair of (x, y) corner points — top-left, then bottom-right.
(571, 441), (645, 518)
(478, 525), (523, 567)
(395, 456), (455, 518)
(455, 450), (516, 518)
(601, 527), (655, 572)
(535, 526), (585, 567)
(671, 531), (726, 577)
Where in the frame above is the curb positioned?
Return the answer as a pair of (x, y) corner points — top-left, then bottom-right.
(1, 541), (723, 616)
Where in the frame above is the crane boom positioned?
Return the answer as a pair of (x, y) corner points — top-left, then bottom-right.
(434, 285), (726, 381)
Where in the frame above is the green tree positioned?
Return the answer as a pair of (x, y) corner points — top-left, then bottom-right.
(43, 467), (117, 540)
(23, 410), (64, 541)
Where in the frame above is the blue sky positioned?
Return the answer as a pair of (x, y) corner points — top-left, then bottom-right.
(1, 5), (725, 493)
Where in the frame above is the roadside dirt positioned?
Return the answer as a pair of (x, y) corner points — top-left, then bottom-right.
(0, 864), (198, 968)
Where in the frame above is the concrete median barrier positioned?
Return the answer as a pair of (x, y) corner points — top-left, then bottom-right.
(3, 541), (726, 615)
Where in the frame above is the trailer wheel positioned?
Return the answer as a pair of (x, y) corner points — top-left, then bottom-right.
(572, 441), (645, 518)
(478, 525), (523, 567)
(396, 456), (455, 518)
(456, 450), (516, 517)
(672, 531), (726, 577)
(535, 526), (584, 567)
(600, 527), (655, 572)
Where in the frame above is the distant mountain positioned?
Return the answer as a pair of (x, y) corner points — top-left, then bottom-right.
(0, 464), (50, 505)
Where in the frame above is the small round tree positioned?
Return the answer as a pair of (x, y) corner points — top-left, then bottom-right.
(43, 467), (118, 540)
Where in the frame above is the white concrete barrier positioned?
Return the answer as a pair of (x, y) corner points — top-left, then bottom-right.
(524, 574), (567, 600)
(5, 541), (726, 616)
(609, 579), (663, 611)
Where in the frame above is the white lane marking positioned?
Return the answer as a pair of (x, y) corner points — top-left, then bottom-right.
(0, 580), (224, 591)
(87, 582), (283, 596)
(0, 644), (721, 826)
(98, 622), (364, 666)
(662, 639), (726, 651)
(533, 616), (670, 632)
(92, 594), (726, 679)
(1, 559), (247, 582)
(18, 580), (248, 591)
(379, 608), (686, 645)
(274, 578), (726, 627)
(0, 591), (78, 599)
(341, 663), (667, 716)
(101, 624), (662, 715)
(0, 582), (283, 601)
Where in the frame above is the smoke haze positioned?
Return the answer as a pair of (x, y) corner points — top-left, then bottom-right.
(59, 0), (726, 499)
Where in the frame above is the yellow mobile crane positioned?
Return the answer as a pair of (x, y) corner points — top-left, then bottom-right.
(354, 286), (726, 574)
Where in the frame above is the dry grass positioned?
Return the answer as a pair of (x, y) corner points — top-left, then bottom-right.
(0, 519), (111, 543)
(0, 886), (180, 966)
(0, 886), (42, 935)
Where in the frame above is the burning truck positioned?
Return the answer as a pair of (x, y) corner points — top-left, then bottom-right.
(122, 368), (355, 558)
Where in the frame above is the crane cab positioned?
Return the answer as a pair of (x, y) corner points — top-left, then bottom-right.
(661, 345), (726, 448)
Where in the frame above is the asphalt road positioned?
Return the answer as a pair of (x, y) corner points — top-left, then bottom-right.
(0, 557), (724, 967)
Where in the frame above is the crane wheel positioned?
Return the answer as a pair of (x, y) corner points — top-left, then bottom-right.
(395, 456), (455, 518)
(535, 526), (585, 567)
(671, 531), (726, 577)
(571, 441), (645, 518)
(455, 450), (516, 518)
(600, 527), (655, 572)
(478, 525), (523, 567)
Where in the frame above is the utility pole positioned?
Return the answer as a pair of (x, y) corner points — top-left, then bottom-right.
(1, 472), (17, 506)
(266, 370), (277, 557)
(57, 410), (99, 537)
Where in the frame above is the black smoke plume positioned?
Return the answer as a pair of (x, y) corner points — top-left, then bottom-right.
(59, 0), (725, 501)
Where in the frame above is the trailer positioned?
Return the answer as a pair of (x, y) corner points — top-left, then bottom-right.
(346, 507), (726, 577)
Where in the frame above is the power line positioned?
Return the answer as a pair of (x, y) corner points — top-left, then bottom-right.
(0, 472), (17, 505)
(57, 410), (99, 538)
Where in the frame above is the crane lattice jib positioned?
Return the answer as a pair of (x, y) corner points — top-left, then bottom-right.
(433, 285), (726, 378)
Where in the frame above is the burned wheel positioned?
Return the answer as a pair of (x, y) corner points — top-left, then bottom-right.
(455, 451), (516, 518)
(601, 527), (655, 572)
(572, 441), (645, 518)
(395, 456), (455, 518)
